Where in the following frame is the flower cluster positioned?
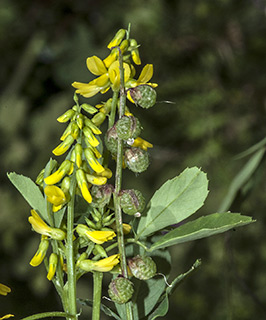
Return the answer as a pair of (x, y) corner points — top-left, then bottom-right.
(26, 28), (158, 310)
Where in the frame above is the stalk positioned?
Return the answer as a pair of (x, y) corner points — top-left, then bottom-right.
(92, 272), (103, 320)
(113, 48), (134, 320)
(65, 176), (77, 319)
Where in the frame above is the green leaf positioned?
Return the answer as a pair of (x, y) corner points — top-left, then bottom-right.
(7, 172), (47, 221)
(218, 148), (265, 212)
(150, 213), (255, 251)
(147, 259), (202, 320)
(137, 167), (209, 238)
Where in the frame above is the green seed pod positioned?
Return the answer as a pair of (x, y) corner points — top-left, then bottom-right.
(129, 85), (156, 109)
(128, 255), (157, 280)
(90, 184), (114, 208)
(105, 126), (119, 155)
(124, 147), (149, 173)
(116, 116), (142, 140)
(108, 276), (134, 304)
(119, 189), (145, 215)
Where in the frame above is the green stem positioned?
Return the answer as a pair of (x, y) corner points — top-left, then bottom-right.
(65, 177), (77, 319)
(112, 48), (134, 320)
(92, 272), (103, 320)
(109, 90), (119, 128)
(21, 311), (74, 320)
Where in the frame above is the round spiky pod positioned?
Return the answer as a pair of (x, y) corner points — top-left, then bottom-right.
(129, 85), (157, 109)
(105, 126), (119, 155)
(124, 147), (149, 173)
(108, 276), (134, 304)
(119, 189), (145, 215)
(116, 116), (142, 140)
(90, 184), (114, 208)
(128, 255), (157, 280)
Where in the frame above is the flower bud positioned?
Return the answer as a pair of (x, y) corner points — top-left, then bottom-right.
(91, 112), (106, 126)
(129, 85), (157, 109)
(47, 253), (58, 281)
(129, 39), (141, 65)
(116, 116), (142, 140)
(30, 237), (49, 267)
(52, 134), (75, 156)
(76, 168), (92, 203)
(84, 117), (102, 135)
(70, 121), (80, 139)
(119, 189), (145, 215)
(81, 103), (98, 114)
(124, 147), (149, 173)
(84, 148), (104, 173)
(44, 160), (73, 185)
(108, 276), (134, 304)
(83, 126), (100, 147)
(74, 143), (83, 168)
(107, 29), (126, 49)
(105, 126), (119, 155)
(76, 113), (84, 130)
(57, 109), (75, 123)
(128, 255), (157, 280)
(90, 184), (114, 208)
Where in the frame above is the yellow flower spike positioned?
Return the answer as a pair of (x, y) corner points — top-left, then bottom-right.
(84, 148), (104, 173)
(86, 174), (107, 186)
(52, 134), (75, 156)
(44, 160), (73, 185)
(44, 185), (67, 206)
(0, 284), (11, 296)
(30, 237), (49, 267)
(29, 210), (66, 240)
(107, 29), (126, 49)
(76, 169), (92, 203)
(109, 61), (131, 91)
(74, 143), (83, 168)
(83, 126), (100, 147)
(132, 137), (153, 151)
(57, 109), (75, 123)
(86, 56), (107, 76)
(78, 254), (120, 272)
(47, 253), (58, 281)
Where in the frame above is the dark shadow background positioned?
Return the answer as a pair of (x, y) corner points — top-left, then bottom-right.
(1, 0), (266, 319)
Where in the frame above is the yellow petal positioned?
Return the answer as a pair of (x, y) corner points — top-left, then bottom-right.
(93, 254), (120, 272)
(44, 185), (66, 206)
(86, 174), (107, 185)
(85, 230), (116, 244)
(28, 210), (51, 236)
(137, 64), (153, 84)
(86, 56), (107, 75)
(108, 61), (131, 90)
(0, 315), (14, 319)
(79, 181), (92, 203)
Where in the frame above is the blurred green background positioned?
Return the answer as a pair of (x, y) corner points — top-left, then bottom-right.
(1, 0), (266, 319)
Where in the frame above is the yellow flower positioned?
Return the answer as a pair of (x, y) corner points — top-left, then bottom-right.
(30, 236), (49, 267)
(28, 210), (66, 240)
(78, 254), (120, 272)
(44, 160), (73, 185)
(131, 137), (153, 151)
(44, 185), (67, 206)
(122, 223), (132, 235)
(76, 224), (116, 244)
(72, 56), (131, 98)
(0, 284), (11, 296)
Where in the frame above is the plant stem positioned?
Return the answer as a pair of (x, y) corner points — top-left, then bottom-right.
(92, 272), (103, 320)
(109, 90), (119, 128)
(65, 177), (77, 319)
(112, 48), (134, 320)
(21, 312), (74, 320)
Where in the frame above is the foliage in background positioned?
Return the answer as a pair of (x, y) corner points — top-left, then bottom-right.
(1, 0), (266, 319)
